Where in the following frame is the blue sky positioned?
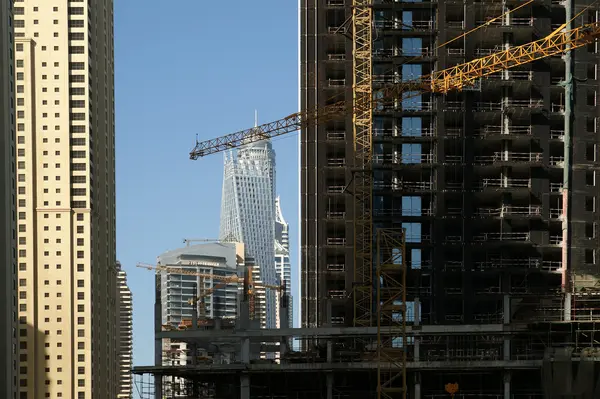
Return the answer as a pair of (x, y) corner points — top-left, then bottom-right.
(114, 0), (299, 380)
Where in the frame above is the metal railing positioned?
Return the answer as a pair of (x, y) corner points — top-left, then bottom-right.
(326, 237), (346, 246)
(474, 152), (542, 164)
(326, 131), (346, 140)
(327, 158), (346, 167)
(326, 264), (345, 272)
(473, 232), (531, 242)
(327, 53), (345, 61)
(326, 185), (345, 194)
(372, 153), (436, 164)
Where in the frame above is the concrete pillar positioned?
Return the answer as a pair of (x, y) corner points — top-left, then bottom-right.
(414, 297), (420, 326)
(241, 338), (250, 363)
(327, 340), (333, 363)
(503, 371), (511, 399)
(414, 372), (421, 399)
(503, 294), (510, 324)
(414, 338), (420, 361)
(240, 374), (250, 399)
(326, 373), (333, 399)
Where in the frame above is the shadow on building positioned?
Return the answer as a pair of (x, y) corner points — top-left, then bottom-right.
(17, 323), (50, 399)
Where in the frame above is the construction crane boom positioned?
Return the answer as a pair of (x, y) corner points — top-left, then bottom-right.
(136, 262), (283, 290)
(189, 22), (600, 159)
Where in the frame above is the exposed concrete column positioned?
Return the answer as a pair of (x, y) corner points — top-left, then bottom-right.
(503, 294), (510, 324)
(326, 373), (333, 399)
(327, 339), (333, 362)
(241, 338), (250, 363)
(414, 297), (420, 326)
(414, 337), (420, 362)
(240, 374), (250, 399)
(414, 371), (421, 399)
(503, 371), (511, 399)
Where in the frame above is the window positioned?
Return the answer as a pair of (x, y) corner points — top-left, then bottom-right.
(587, 171), (595, 186)
(586, 196), (596, 212)
(585, 249), (596, 264)
(586, 223), (596, 239)
(587, 143), (596, 161)
(77, 264), (84, 272)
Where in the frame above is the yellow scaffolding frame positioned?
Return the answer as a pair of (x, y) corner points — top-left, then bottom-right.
(376, 229), (407, 399)
(352, 0), (374, 328)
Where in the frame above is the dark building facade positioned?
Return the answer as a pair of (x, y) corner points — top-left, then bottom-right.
(0, 0), (16, 398)
(301, 0), (600, 396)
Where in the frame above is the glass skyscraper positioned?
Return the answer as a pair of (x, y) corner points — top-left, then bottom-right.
(220, 139), (278, 328)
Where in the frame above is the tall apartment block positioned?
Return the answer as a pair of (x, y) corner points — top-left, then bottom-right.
(0, 1), (17, 398)
(275, 196), (293, 328)
(220, 140), (279, 328)
(155, 243), (243, 397)
(12, 1), (118, 398)
(116, 262), (133, 399)
(301, 0), (600, 396)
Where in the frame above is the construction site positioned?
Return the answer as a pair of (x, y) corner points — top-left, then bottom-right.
(133, 0), (600, 398)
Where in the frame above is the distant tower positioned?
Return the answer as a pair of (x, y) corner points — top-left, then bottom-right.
(275, 196), (293, 328)
(219, 138), (278, 328)
(116, 262), (133, 399)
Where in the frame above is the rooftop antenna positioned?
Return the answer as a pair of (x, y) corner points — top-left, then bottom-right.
(254, 109), (258, 128)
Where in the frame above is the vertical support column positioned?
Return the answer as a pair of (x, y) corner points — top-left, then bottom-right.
(503, 371), (511, 399)
(326, 339), (333, 399)
(240, 374), (250, 399)
(240, 337), (251, 399)
(562, 0), (574, 321)
(414, 372), (421, 399)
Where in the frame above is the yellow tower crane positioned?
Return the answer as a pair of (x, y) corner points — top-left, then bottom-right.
(188, 21), (600, 399)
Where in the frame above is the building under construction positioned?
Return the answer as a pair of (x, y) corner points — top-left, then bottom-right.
(133, 0), (600, 397)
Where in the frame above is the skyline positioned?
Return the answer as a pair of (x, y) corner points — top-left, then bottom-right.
(114, 0), (299, 378)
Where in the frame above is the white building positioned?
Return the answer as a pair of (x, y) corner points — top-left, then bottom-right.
(220, 139), (278, 328)
(157, 243), (244, 397)
(116, 262), (133, 399)
(275, 196), (293, 328)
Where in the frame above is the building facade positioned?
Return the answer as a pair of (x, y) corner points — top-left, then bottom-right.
(13, 1), (118, 398)
(158, 242), (243, 327)
(220, 140), (279, 328)
(117, 262), (133, 399)
(275, 196), (293, 328)
(0, 1), (17, 398)
(156, 243), (243, 397)
(300, 0), (600, 396)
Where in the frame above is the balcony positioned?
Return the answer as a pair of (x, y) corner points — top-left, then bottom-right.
(327, 78), (346, 87)
(326, 264), (345, 272)
(327, 158), (346, 167)
(328, 26), (347, 34)
(474, 125), (532, 137)
(474, 257), (544, 271)
(326, 131), (346, 141)
(373, 152), (435, 165)
(374, 180), (434, 192)
(326, 0), (345, 6)
(327, 53), (346, 61)
(373, 127), (435, 138)
(326, 237), (346, 246)
(474, 152), (542, 165)
(328, 290), (347, 299)
(473, 232), (531, 242)
(327, 211), (346, 220)
(549, 156), (564, 167)
(550, 129), (565, 140)
(326, 185), (345, 194)
(375, 20), (434, 31)
(475, 205), (541, 218)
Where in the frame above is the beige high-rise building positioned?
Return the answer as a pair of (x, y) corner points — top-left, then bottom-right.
(1, 1), (17, 399)
(116, 262), (133, 399)
(12, 1), (118, 398)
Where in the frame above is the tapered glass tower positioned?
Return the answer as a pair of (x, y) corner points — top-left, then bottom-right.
(220, 139), (278, 328)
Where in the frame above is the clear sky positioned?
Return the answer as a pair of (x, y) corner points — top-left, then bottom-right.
(114, 0), (299, 386)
